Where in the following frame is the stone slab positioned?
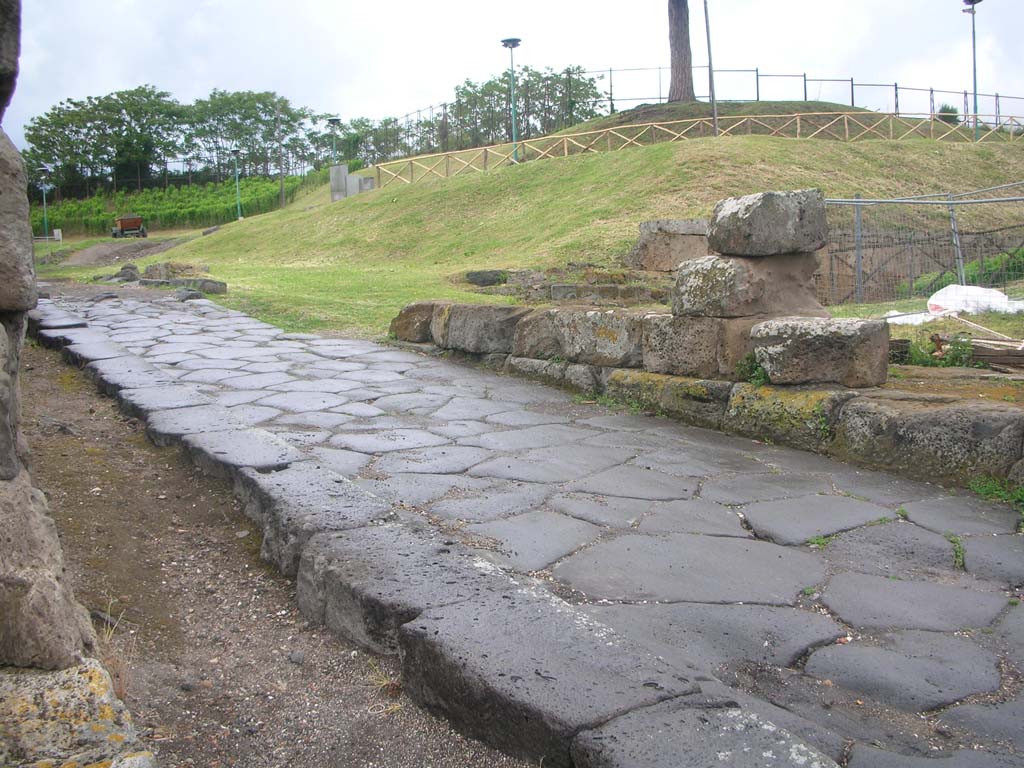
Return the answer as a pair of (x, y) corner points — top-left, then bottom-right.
(566, 465), (694, 501)
(847, 745), (1016, 768)
(182, 428), (304, 479)
(962, 535), (1024, 587)
(329, 429), (451, 454)
(637, 498), (749, 537)
(553, 534), (825, 604)
(427, 481), (551, 522)
(821, 522), (959, 580)
(116, 384), (212, 418)
(743, 494), (893, 545)
(942, 696), (1024, 751)
(460, 424), (596, 452)
(902, 496), (1021, 536)
(708, 189), (827, 257)
(62, 341), (131, 365)
(548, 494), (653, 528)
(467, 510), (601, 571)
(82, 355), (174, 395)
(468, 445), (636, 485)
(144, 404), (240, 446)
(699, 472), (832, 505)
(374, 445), (493, 475)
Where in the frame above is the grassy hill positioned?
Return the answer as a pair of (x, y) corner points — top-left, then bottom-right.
(38, 136), (1024, 337)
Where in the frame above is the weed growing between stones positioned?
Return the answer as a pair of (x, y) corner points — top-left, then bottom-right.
(735, 353), (769, 387)
(969, 476), (1024, 530)
(945, 533), (966, 570)
(895, 507), (908, 519)
(806, 535), (835, 548)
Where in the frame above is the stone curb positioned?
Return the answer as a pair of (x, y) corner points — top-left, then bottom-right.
(28, 298), (840, 767)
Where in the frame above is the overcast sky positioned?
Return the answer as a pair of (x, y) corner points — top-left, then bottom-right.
(5, 0), (1023, 149)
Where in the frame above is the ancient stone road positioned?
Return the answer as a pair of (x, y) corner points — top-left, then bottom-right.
(33, 290), (1024, 768)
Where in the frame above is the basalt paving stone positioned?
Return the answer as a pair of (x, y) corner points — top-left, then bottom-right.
(334, 415), (427, 433)
(176, 358), (248, 370)
(427, 419), (494, 439)
(145, 352), (198, 365)
(355, 473), (493, 508)
(360, 380), (424, 396)
(902, 496), (1021, 536)
(63, 341), (132, 365)
(699, 473), (834, 505)
(997, 607), (1024, 666)
(804, 630), (1001, 712)
(581, 430), (691, 452)
(822, 571), (1006, 631)
(743, 495), (893, 546)
(638, 498), (750, 537)
(255, 391), (348, 412)
(274, 411), (355, 430)
(822, 522), (960, 580)
(308, 447), (373, 477)
(145, 405), (241, 446)
(829, 469), (942, 507)
(372, 393), (453, 412)
(225, 404), (283, 425)
(348, 350), (426, 364)
(267, 379), (363, 394)
(578, 414), (667, 431)
(584, 602), (844, 672)
(82, 356), (173, 395)
(333, 402), (385, 419)
(548, 494), (653, 528)
(570, 698), (838, 768)
(429, 483), (553, 527)
(214, 390), (268, 407)
(467, 510), (601, 572)
(632, 448), (766, 477)
(963, 535), (1024, 587)
(37, 327), (110, 347)
(943, 696), (1024, 751)
(219, 372), (296, 390)
(553, 534), (825, 604)
(847, 745), (1018, 768)
(338, 369), (407, 384)
(468, 445), (638, 485)
(234, 462), (393, 578)
(241, 361), (295, 373)
(108, 330), (170, 343)
(433, 397), (519, 422)
(181, 368), (249, 384)
(193, 345), (272, 360)
(145, 342), (215, 356)
(374, 446), (493, 475)
(421, 384), (489, 398)
(277, 351), (329, 364)
(116, 384), (212, 418)
(487, 383), (576, 404)
(297, 523), (516, 655)
(485, 410), (572, 427)
(265, 429), (332, 447)
(297, 361), (367, 374)
(182, 428), (305, 480)
(460, 424), (597, 452)
(329, 429), (450, 454)
(399, 587), (700, 768)
(567, 465), (694, 501)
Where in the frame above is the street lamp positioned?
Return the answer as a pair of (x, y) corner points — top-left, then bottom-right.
(501, 37), (521, 162)
(963, 0), (983, 141)
(231, 149), (242, 220)
(36, 166), (51, 243)
(703, 0), (719, 137)
(327, 117), (342, 165)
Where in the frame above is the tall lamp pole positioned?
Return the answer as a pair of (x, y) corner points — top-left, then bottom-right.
(501, 37), (521, 162)
(36, 167), (50, 242)
(328, 116), (341, 164)
(231, 149), (242, 220)
(963, 0), (983, 141)
(703, 0), (719, 137)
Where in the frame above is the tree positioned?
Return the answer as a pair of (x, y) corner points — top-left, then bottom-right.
(667, 0), (695, 102)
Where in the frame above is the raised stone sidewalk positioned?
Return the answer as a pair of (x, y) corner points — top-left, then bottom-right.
(29, 288), (1024, 768)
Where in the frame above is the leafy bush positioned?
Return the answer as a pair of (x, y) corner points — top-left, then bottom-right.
(937, 104), (959, 125)
(736, 353), (770, 386)
(908, 248), (1024, 296)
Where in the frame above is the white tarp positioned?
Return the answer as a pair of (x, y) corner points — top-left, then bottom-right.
(885, 286), (1024, 326)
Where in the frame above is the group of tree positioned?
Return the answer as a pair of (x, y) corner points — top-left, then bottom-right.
(24, 67), (604, 202)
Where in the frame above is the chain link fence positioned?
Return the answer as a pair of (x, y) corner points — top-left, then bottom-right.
(819, 183), (1024, 306)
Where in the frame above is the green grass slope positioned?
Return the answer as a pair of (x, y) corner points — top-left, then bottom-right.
(38, 136), (1024, 337)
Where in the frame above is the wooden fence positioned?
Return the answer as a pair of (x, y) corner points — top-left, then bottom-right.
(372, 112), (1023, 189)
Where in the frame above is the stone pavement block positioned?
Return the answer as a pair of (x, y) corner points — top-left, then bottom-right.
(329, 429), (450, 454)
(567, 465), (694, 501)
(224, 404), (282, 425)
(145, 405), (240, 447)
(585, 602), (843, 671)
(638, 498), (749, 537)
(942, 696), (1024, 751)
(235, 461), (393, 577)
(962, 535), (1024, 587)
(549, 493), (653, 528)
(743, 494), (893, 545)
(460, 423), (596, 451)
(822, 522), (959, 580)
(256, 391), (348, 412)
(297, 523), (514, 654)
(428, 481), (552, 522)
(847, 744), (1018, 768)
(821, 571), (1007, 631)
(36, 326), (109, 349)
(399, 587), (699, 768)
(700, 472), (833, 505)
(467, 510), (601, 571)
(468, 444), (636, 485)
(182, 428), (304, 480)
(997, 606), (1024, 667)
(374, 445), (492, 475)
(804, 630), (1001, 712)
(554, 534), (824, 604)
(634, 445), (765, 476)
(62, 341), (131, 366)
(829, 468), (942, 506)
(116, 384), (212, 418)
(571, 698), (838, 768)
(83, 355), (174, 395)
(431, 397), (515, 422)
(357, 472), (492, 507)
(307, 447), (372, 476)
(274, 411), (355, 430)
(902, 496), (1021, 536)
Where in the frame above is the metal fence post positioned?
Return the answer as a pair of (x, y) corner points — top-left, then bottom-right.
(850, 79), (855, 107)
(609, 68), (615, 114)
(894, 83), (899, 116)
(947, 193), (967, 285)
(755, 68), (760, 101)
(854, 193), (864, 303)
(803, 73), (808, 102)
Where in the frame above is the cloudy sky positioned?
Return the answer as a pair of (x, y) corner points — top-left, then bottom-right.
(5, 0), (1023, 149)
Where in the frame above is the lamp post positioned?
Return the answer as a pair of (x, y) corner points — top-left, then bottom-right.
(231, 149), (242, 220)
(36, 167), (51, 243)
(963, 0), (983, 141)
(703, 0), (719, 137)
(501, 37), (521, 162)
(327, 116), (342, 164)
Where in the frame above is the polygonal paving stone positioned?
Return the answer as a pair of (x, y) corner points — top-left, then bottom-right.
(467, 510), (601, 572)
(743, 494), (893, 546)
(576, 414), (662, 431)
(963, 535), (1024, 587)
(329, 429), (450, 454)
(821, 522), (959, 580)
(638, 498), (749, 537)
(585, 602), (844, 672)
(181, 368), (248, 384)
(571, 698), (838, 768)
(487, 382), (575, 404)
(426, 419), (492, 438)
(485, 410), (571, 427)
(548, 494), (653, 528)
(214, 390), (267, 407)
(82, 356), (174, 394)
(943, 696), (1024, 750)
(429, 481), (553, 523)
(566, 465), (693, 501)
(333, 402), (385, 418)
(338, 369), (406, 384)
(337, 415), (425, 432)
(225, 404), (282, 425)
(700, 473), (834, 505)
(307, 447), (373, 477)
(829, 469), (942, 507)
(633, 447), (765, 477)
(553, 534), (825, 604)
(902, 496), (1020, 536)
(299, 361), (367, 375)
(266, 429), (331, 447)
(374, 445), (493, 475)
(241, 361), (295, 373)
(581, 430), (686, 452)
(183, 428), (304, 479)
(219, 372), (296, 389)
(116, 384), (211, 418)
(804, 630), (1001, 712)
(355, 473), (492, 507)
(63, 341), (130, 365)
(274, 411), (354, 429)
(176, 358), (248, 370)
(997, 606), (1024, 667)
(372, 392), (452, 412)
(145, 352), (198, 365)
(469, 445), (636, 485)
(847, 745), (1016, 768)
(146, 342), (214, 356)
(256, 392), (348, 412)
(145, 405), (240, 446)
(268, 379), (363, 393)
(460, 424), (597, 452)
(432, 397), (517, 422)
(399, 587), (699, 768)
(822, 571), (1006, 631)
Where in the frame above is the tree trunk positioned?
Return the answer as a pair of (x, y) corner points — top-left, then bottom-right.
(667, 0), (695, 102)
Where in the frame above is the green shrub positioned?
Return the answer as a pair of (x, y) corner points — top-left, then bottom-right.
(736, 353), (770, 386)
(937, 104), (960, 125)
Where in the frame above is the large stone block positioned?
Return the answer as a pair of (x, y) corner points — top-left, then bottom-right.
(0, 131), (37, 312)
(832, 395), (1024, 483)
(604, 368), (731, 430)
(443, 304), (532, 354)
(722, 384), (857, 452)
(0, 0), (17, 120)
(672, 253), (828, 318)
(389, 301), (438, 343)
(708, 189), (827, 257)
(512, 309), (563, 359)
(623, 219), (709, 272)
(642, 314), (758, 379)
(0, 470), (95, 669)
(555, 309), (643, 367)
(752, 317), (889, 388)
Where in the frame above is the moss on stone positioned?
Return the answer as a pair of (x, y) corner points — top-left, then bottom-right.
(723, 384), (854, 451)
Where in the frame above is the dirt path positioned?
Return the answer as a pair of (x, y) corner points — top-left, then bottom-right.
(62, 238), (186, 266)
(20, 341), (528, 768)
